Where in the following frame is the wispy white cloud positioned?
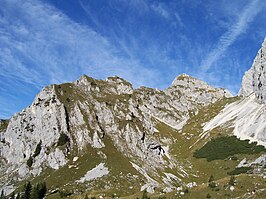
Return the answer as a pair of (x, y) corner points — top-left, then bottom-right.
(0, 0), (167, 118)
(151, 2), (170, 19)
(0, 0), (164, 87)
(200, 0), (263, 71)
(77, 0), (182, 83)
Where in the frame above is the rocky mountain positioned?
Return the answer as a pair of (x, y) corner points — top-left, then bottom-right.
(205, 38), (266, 146)
(0, 39), (266, 199)
(239, 37), (266, 101)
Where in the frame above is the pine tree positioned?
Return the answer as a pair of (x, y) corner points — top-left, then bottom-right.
(29, 182), (46, 199)
(22, 182), (32, 199)
(37, 182), (47, 199)
(84, 194), (89, 199)
(141, 189), (150, 199)
(208, 175), (216, 188)
(30, 186), (38, 199)
(16, 193), (20, 199)
(229, 176), (235, 186)
(10, 192), (15, 199)
(208, 175), (214, 183)
(0, 190), (4, 199)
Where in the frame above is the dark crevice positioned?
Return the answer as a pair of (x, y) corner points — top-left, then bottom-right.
(95, 114), (105, 138)
(64, 105), (70, 132)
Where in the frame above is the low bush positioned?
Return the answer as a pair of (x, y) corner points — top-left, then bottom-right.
(27, 156), (33, 167)
(227, 167), (252, 175)
(33, 140), (42, 157)
(59, 190), (72, 198)
(57, 133), (70, 146)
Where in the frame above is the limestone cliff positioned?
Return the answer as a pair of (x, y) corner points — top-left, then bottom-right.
(239, 37), (266, 102)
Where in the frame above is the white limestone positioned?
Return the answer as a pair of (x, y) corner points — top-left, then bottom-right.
(239, 37), (266, 103)
(76, 163), (109, 183)
(203, 94), (266, 146)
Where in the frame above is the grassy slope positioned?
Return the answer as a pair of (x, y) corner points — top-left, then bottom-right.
(71, 96), (266, 198)
(25, 135), (145, 199)
(12, 91), (266, 199)
(152, 96), (266, 198)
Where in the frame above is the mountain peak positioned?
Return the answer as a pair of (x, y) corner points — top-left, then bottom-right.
(171, 74), (204, 87)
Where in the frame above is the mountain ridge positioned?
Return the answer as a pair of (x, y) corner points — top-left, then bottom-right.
(1, 39), (266, 198)
(0, 73), (232, 195)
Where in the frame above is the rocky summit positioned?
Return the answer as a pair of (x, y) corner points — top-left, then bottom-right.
(1, 39), (266, 199)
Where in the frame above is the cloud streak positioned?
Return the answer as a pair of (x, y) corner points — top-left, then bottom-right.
(151, 2), (170, 19)
(200, 0), (263, 71)
(1, 0), (266, 118)
(0, 0), (166, 118)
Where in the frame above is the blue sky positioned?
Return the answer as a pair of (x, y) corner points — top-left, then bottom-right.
(1, 0), (266, 119)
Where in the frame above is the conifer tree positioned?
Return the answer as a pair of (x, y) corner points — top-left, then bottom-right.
(0, 190), (4, 199)
(141, 189), (150, 199)
(22, 182), (32, 199)
(10, 192), (15, 199)
(229, 176), (235, 186)
(84, 194), (89, 199)
(15, 193), (20, 199)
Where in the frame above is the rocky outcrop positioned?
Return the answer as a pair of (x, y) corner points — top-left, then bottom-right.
(0, 74), (231, 189)
(239, 37), (266, 103)
(204, 37), (266, 146)
(137, 74), (232, 130)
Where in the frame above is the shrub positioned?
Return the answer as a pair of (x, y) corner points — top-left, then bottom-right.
(227, 167), (252, 175)
(19, 181), (46, 199)
(208, 175), (214, 183)
(228, 176), (235, 186)
(1, 190), (4, 199)
(33, 141), (42, 158)
(57, 133), (70, 146)
(27, 156), (33, 167)
(22, 182), (32, 199)
(10, 192), (15, 199)
(142, 189), (150, 199)
(36, 182), (47, 199)
(15, 193), (20, 199)
(59, 190), (72, 198)
(84, 194), (89, 199)
(214, 187), (220, 191)
(208, 182), (216, 188)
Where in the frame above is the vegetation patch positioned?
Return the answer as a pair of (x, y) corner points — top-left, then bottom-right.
(12, 181), (47, 199)
(193, 136), (266, 161)
(57, 133), (70, 146)
(33, 140), (42, 157)
(227, 167), (252, 175)
(0, 119), (9, 132)
(27, 156), (33, 167)
(59, 189), (73, 198)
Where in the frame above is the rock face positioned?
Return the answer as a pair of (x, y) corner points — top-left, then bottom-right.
(0, 74), (231, 189)
(204, 37), (266, 146)
(203, 94), (266, 146)
(239, 38), (266, 103)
